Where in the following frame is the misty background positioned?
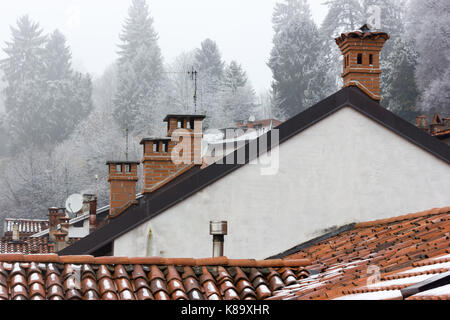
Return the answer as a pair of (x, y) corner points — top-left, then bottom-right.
(0, 0), (448, 226)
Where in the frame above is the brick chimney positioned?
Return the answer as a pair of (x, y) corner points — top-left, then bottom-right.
(141, 114), (205, 194)
(48, 207), (66, 242)
(107, 161), (140, 217)
(336, 24), (390, 101)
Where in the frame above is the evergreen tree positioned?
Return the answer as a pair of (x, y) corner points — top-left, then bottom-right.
(194, 39), (226, 127)
(382, 38), (420, 121)
(268, 0), (330, 118)
(222, 61), (257, 124)
(195, 39), (225, 80)
(40, 30), (93, 145)
(224, 61), (248, 93)
(114, 0), (165, 135)
(0, 15), (47, 151)
(407, 0), (450, 114)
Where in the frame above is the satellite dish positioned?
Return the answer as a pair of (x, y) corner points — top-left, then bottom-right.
(65, 194), (83, 216)
(248, 115), (256, 122)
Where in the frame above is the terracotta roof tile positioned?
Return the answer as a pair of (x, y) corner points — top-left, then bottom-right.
(0, 255), (312, 300)
(274, 207), (450, 300)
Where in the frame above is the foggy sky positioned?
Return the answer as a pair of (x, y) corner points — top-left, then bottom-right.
(0, 0), (328, 93)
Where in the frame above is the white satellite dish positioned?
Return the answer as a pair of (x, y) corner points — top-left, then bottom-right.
(248, 115), (256, 122)
(65, 194), (83, 216)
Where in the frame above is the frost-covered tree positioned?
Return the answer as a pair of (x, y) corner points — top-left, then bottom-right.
(194, 39), (226, 127)
(269, 0), (331, 118)
(1, 18), (92, 152)
(114, 0), (165, 135)
(0, 16), (47, 151)
(165, 51), (197, 114)
(382, 38), (420, 121)
(406, 0), (450, 114)
(224, 61), (248, 93)
(221, 61), (257, 124)
(40, 30), (93, 146)
(93, 63), (118, 113)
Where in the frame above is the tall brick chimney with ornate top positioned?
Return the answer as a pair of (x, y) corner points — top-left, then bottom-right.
(335, 24), (390, 101)
(141, 114), (205, 194)
(107, 161), (140, 217)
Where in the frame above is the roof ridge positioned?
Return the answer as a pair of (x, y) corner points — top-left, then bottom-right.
(354, 206), (450, 229)
(0, 254), (310, 267)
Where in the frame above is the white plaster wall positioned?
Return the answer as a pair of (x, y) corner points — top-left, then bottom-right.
(114, 107), (450, 259)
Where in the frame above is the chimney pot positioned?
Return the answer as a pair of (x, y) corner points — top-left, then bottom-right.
(89, 196), (97, 233)
(12, 222), (19, 241)
(210, 221), (228, 258)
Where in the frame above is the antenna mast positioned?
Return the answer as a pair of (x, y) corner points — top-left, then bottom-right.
(188, 67), (198, 112)
(165, 67), (199, 112)
(125, 128), (129, 161)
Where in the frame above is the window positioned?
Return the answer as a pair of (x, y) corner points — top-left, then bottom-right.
(177, 120), (183, 129)
(116, 164), (122, 173)
(357, 53), (363, 65)
(162, 141), (169, 153)
(187, 119), (195, 130)
(153, 142), (160, 153)
(125, 164), (131, 173)
(369, 54), (373, 65)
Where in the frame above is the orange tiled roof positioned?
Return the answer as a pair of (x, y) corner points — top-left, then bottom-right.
(0, 255), (310, 300)
(270, 207), (450, 300)
(0, 237), (54, 254)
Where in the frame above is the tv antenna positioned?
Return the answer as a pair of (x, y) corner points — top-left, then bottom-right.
(188, 67), (198, 112)
(65, 193), (83, 217)
(165, 66), (199, 112)
(125, 128), (129, 161)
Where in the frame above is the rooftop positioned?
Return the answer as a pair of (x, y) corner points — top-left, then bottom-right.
(0, 256), (309, 300)
(268, 206), (450, 300)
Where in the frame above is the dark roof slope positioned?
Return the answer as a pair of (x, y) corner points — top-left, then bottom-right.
(60, 86), (450, 256)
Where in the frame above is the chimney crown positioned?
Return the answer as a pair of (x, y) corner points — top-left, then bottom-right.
(335, 25), (390, 101)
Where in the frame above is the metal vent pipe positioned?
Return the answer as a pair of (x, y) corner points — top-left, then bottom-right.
(210, 221), (228, 257)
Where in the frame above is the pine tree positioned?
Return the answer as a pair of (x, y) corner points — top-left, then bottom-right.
(224, 61), (248, 93)
(268, 0), (330, 118)
(40, 30), (93, 145)
(382, 38), (420, 121)
(194, 39), (226, 127)
(0, 16), (47, 151)
(114, 0), (165, 135)
(195, 39), (225, 80)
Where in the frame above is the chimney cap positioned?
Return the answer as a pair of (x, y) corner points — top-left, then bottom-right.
(163, 114), (206, 122)
(106, 160), (140, 165)
(210, 221), (228, 236)
(140, 137), (172, 145)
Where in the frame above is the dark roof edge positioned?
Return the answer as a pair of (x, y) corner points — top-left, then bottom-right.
(266, 224), (356, 260)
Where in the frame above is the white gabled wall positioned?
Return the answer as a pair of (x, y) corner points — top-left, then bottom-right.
(113, 107), (450, 259)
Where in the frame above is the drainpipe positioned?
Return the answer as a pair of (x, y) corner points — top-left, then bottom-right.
(210, 221), (228, 257)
